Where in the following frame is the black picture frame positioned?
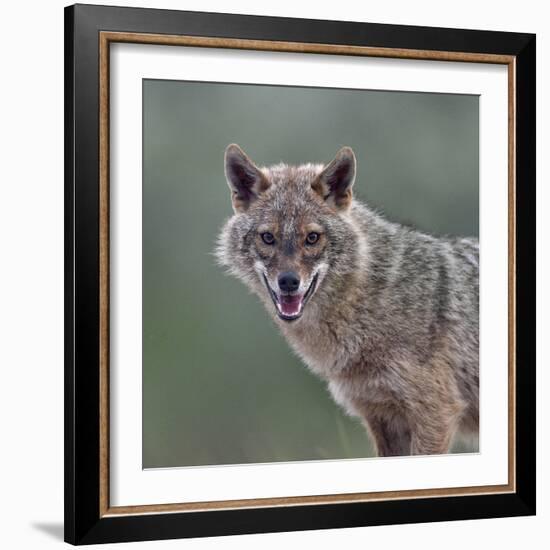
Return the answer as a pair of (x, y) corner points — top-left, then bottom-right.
(65, 3), (536, 545)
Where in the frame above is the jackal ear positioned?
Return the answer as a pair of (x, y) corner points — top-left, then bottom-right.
(224, 144), (270, 212)
(312, 147), (356, 211)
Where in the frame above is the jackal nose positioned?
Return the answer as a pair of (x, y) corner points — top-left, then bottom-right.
(278, 271), (300, 293)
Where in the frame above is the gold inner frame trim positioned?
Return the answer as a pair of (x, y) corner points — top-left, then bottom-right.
(98, 31), (516, 517)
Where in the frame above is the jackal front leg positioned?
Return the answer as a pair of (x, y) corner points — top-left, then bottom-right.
(363, 407), (412, 457)
(409, 400), (465, 455)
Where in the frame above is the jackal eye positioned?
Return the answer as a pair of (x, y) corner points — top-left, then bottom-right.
(305, 232), (320, 245)
(261, 232), (275, 245)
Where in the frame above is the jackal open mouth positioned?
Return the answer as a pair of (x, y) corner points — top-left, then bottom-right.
(264, 273), (319, 321)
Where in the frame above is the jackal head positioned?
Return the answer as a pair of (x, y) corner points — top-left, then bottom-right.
(216, 144), (360, 323)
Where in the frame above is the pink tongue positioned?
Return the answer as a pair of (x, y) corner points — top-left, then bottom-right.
(279, 294), (303, 316)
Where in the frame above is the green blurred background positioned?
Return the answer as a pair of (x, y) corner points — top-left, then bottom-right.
(142, 79), (479, 468)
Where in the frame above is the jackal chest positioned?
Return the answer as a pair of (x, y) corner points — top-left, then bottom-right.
(282, 323), (358, 379)
(327, 371), (398, 416)
(286, 337), (346, 379)
(284, 328), (399, 417)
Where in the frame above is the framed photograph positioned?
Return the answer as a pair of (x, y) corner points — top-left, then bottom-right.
(64, 3), (536, 545)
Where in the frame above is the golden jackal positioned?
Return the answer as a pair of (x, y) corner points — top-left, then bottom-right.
(216, 144), (479, 457)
